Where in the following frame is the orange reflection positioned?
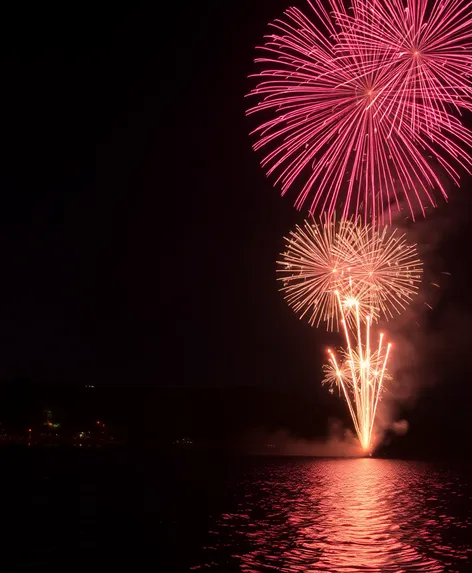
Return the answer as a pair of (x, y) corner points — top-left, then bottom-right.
(294, 459), (444, 571)
(237, 459), (447, 572)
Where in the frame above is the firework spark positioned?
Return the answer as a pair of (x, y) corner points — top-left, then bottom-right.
(247, 0), (472, 223)
(337, 0), (472, 131)
(323, 348), (392, 391)
(278, 216), (422, 450)
(325, 293), (392, 451)
(278, 216), (358, 330)
(278, 216), (422, 330)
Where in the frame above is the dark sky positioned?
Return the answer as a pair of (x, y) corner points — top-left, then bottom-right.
(0, 0), (472, 437)
(0, 1), (311, 387)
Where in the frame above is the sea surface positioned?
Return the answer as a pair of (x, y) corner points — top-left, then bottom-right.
(2, 449), (472, 571)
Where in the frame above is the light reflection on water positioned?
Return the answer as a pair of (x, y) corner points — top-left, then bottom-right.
(199, 459), (472, 572)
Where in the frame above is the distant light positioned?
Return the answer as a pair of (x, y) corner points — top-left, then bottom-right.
(28, 429), (32, 433)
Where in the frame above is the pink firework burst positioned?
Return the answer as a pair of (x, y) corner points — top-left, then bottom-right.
(337, 0), (472, 133)
(246, 0), (472, 223)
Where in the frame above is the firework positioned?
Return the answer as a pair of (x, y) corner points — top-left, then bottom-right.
(278, 216), (422, 330)
(247, 0), (472, 222)
(278, 216), (422, 450)
(278, 216), (358, 330)
(323, 348), (392, 390)
(337, 0), (472, 131)
(325, 293), (392, 451)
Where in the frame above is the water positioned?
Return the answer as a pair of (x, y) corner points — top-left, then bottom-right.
(2, 450), (472, 571)
(174, 456), (472, 572)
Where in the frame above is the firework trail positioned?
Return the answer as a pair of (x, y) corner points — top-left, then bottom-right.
(325, 293), (392, 452)
(278, 216), (422, 330)
(337, 0), (472, 133)
(278, 217), (423, 451)
(247, 0), (472, 223)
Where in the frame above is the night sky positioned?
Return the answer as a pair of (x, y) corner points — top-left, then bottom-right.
(1, 2), (472, 452)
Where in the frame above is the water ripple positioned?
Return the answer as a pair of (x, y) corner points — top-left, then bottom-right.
(197, 459), (472, 572)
